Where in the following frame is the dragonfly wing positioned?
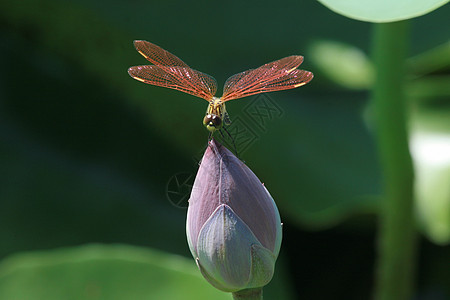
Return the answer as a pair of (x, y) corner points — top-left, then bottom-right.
(133, 40), (190, 68)
(128, 65), (217, 101)
(221, 55), (313, 102)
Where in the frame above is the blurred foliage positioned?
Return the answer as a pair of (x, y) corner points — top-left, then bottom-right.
(0, 0), (449, 299)
(0, 244), (231, 299)
(317, 0), (449, 22)
(309, 40), (374, 89)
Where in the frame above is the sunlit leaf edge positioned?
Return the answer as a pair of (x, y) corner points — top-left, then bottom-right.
(317, 0), (449, 23)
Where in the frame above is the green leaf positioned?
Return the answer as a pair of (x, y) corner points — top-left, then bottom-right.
(407, 42), (450, 76)
(309, 40), (374, 90)
(232, 94), (382, 229)
(317, 0), (449, 22)
(0, 244), (231, 300)
(0, 116), (188, 258)
(408, 68), (450, 244)
(411, 131), (450, 244)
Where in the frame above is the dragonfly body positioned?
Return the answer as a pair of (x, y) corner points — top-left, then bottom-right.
(128, 40), (313, 134)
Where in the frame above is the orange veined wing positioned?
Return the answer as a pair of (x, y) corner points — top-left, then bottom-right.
(221, 55), (313, 102)
(129, 40), (217, 101)
(133, 40), (190, 68)
(128, 65), (217, 101)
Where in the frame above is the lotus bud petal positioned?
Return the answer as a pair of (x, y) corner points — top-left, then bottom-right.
(186, 139), (282, 293)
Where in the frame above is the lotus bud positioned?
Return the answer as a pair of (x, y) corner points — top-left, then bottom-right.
(186, 139), (282, 296)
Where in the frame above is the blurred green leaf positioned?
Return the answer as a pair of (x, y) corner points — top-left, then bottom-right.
(233, 94), (382, 229)
(411, 131), (450, 245)
(317, 0), (449, 22)
(406, 42), (450, 101)
(309, 40), (374, 90)
(407, 76), (450, 101)
(0, 110), (187, 258)
(407, 41), (450, 76)
(0, 0), (207, 155)
(409, 69), (450, 244)
(0, 244), (231, 300)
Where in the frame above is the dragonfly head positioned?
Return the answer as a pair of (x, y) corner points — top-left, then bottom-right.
(203, 114), (223, 133)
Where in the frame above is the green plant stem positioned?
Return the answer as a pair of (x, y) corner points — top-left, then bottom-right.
(371, 21), (418, 300)
(232, 288), (263, 300)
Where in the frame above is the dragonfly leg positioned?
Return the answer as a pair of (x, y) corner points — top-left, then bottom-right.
(222, 127), (238, 158)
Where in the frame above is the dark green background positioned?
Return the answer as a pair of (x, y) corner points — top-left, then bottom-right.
(1, 0), (449, 299)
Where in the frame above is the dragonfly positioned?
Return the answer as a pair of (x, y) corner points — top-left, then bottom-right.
(128, 40), (313, 136)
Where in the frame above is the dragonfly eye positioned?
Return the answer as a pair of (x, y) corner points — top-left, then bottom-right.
(211, 115), (222, 127)
(203, 114), (223, 132)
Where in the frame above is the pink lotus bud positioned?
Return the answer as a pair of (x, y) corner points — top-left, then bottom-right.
(186, 139), (282, 293)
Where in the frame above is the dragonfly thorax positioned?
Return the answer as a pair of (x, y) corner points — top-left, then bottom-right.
(203, 97), (226, 133)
